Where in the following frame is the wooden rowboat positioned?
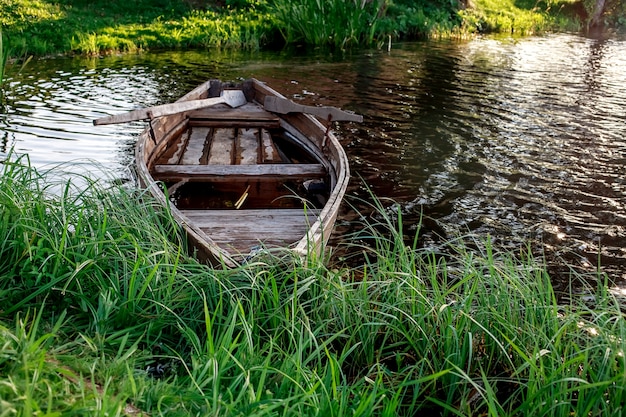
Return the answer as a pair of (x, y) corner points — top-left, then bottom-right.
(96, 79), (358, 267)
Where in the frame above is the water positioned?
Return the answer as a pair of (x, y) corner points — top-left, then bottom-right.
(2, 33), (625, 285)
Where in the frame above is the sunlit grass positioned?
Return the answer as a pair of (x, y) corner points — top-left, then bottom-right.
(460, 0), (584, 34)
(2, 0), (594, 57)
(0, 0), (66, 55)
(2, 154), (625, 415)
(2, 0), (274, 56)
(0, 0), (65, 28)
(68, 8), (274, 55)
(270, 0), (384, 48)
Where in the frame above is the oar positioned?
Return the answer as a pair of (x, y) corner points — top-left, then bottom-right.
(264, 96), (363, 122)
(93, 90), (248, 125)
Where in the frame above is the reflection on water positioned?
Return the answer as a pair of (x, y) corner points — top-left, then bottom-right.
(1, 34), (625, 284)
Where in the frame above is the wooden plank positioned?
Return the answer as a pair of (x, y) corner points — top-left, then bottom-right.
(153, 163), (326, 181)
(151, 118), (190, 165)
(188, 105), (280, 128)
(261, 129), (280, 163)
(144, 117), (188, 165)
(182, 208), (319, 227)
(208, 128), (235, 165)
(180, 208), (320, 252)
(237, 128), (259, 165)
(188, 108), (280, 121)
(94, 91), (247, 125)
(166, 130), (190, 164)
(181, 127), (210, 165)
(189, 120), (280, 129)
(264, 96), (363, 122)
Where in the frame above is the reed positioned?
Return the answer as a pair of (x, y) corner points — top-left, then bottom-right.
(0, 30), (6, 103)
(268, 0), (384, 48)
(68, 8), (273, 55)
(0, 30), (31, 107)
(1, 156), (625, 415)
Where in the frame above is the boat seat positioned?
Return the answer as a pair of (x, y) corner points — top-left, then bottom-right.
(187, 108), (281, 128)
(180, 208), (321, 253)
(153, 163), (326, 182)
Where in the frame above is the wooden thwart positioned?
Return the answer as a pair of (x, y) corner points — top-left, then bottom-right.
(153, 163), (326, 181)
(189, 108), (280, 122)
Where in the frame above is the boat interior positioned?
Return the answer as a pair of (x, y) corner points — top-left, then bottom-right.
(149, 102), (331, 253)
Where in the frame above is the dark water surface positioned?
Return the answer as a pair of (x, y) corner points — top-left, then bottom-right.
(2, 33), (625, 286)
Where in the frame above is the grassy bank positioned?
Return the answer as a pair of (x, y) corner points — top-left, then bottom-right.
(0, 0), (593, 57)
(0, 0), (276, 56)
(2, 155), (626, 415)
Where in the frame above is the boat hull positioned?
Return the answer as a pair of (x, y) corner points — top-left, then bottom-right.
(136, 79), (349, 267)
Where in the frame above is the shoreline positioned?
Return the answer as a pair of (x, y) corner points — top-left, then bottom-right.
(1, 0), (594, 59)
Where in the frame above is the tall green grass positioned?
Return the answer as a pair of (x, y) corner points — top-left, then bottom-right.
(69, 8), (275, 55)
(1, 0), (597, 57)
(0, 30), (7, 104)
(2, 154), (625, 415)
(0, 28), (31, 107)
(1, 0), (276, 57)
(270, 0), (384, 48)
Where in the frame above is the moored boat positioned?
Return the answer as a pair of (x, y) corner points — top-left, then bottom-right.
(95, 78), (359, 267)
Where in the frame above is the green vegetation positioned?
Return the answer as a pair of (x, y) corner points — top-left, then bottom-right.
(0, 30), (6, 102)
(458, 0), (582, 35)
(0, 0), (612, 57)
(271, 0), (384, 48)
(0, 28), (31, 106)
(2, 154), (626, 415)
(0, 0), (275, 56)
(583, 0), (626, 28)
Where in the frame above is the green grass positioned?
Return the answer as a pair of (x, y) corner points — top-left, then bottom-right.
(1, 0), (596, 57)
(269, 0), (384, 49)
(1, 0), (277, 56)
(459, 0), (584, 35)
(2, 153), (626, 415)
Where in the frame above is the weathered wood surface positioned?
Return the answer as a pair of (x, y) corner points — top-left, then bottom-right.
(189, 107), (279, 121)
(153, 163), (326, 181)
(189, 107), (281, 128)
(160, 124), (289, 169)
(261, 129), (280, 163)
(264, 96), (363, 122)
(237, 128), (259, 165)
(207, 128), (235, 165)
(180, 127), (210, 165)
(181, 208), (320, 253)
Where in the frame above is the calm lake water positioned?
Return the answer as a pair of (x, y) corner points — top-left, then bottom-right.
(2, 33), (625, 287)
